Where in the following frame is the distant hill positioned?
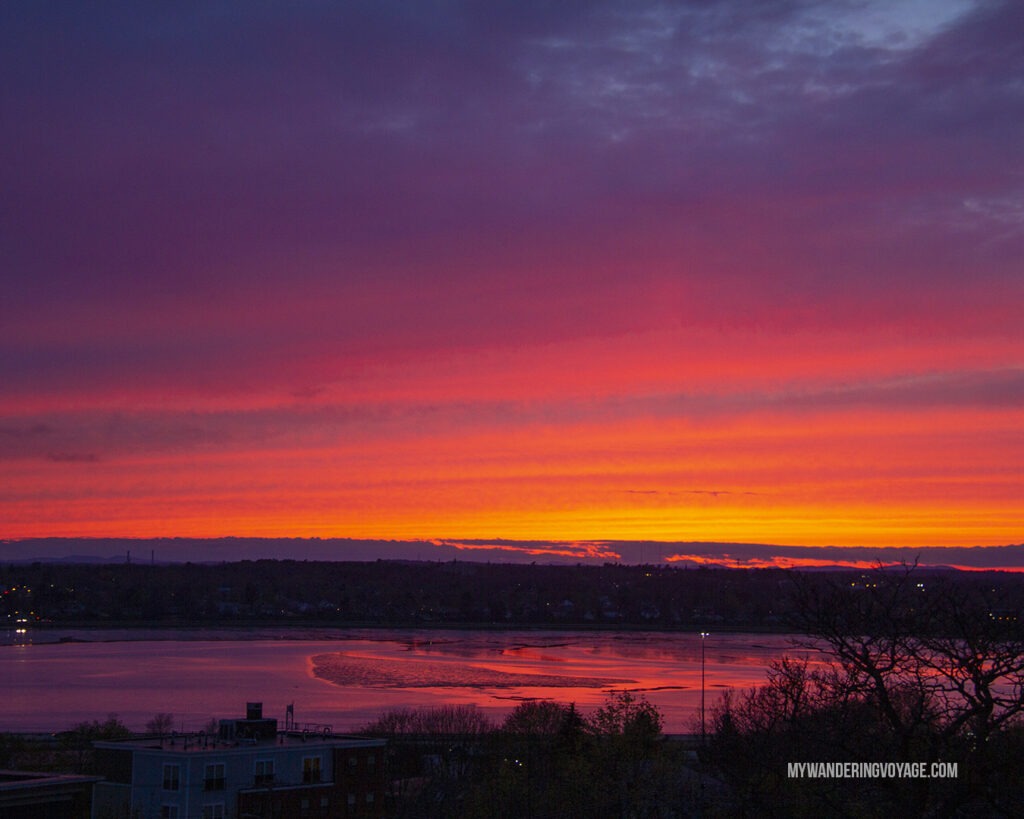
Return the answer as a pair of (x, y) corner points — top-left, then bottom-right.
(3, 537), (1022, 571)
(3, 556), (1022, 632)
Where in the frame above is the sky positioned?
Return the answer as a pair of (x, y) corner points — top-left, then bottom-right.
(2, 0), (1022, 567)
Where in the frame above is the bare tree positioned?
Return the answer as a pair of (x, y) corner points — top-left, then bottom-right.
(788, 564), (1024, 747)
(145, 712), (175, 735)
(362, 704), (493, 736)
(708, 565), (1024, 816)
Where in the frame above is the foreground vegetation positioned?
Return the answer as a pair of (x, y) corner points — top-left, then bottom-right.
(360, 694), (698, 818)
(706, 566), (1024, 817)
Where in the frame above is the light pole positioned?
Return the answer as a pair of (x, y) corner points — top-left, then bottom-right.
(700, 631), (710, 743)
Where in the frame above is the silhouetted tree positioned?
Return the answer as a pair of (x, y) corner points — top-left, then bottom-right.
(588, 690), (663, 740)
(145, 712), (174, 735)
(707, 565), (1024, 817)
(59, 715), (131, 773)
(501, 700), (570, 735)
(365, 693), (686, 818)
(363, 704), (493, 736)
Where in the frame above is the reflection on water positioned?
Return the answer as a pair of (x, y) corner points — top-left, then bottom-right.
(312, 651), (629, 688)
(0, 628), (817, 733)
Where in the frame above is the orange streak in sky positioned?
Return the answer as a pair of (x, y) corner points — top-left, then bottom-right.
(3, 384), (1021, 546)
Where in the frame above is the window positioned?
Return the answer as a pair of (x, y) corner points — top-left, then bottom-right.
(255, 759), (275, 786)
(162, 764), (180, 791)
(320, 797), (330, 808)
(204, 762), (225, 791)
(347, 793), (356, 806)
(160, 806), (179, 819)
(201, 804), (224, 819)
(367, 753), (376, 769)
(303, 755), (322, 784)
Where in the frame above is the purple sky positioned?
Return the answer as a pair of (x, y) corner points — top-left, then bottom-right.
(2, 1), (1022, 558)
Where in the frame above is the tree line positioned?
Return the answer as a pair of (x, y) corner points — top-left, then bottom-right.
(6, 558), (1023, 631)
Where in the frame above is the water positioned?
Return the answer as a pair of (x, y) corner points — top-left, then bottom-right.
(0, 627), (813, 733)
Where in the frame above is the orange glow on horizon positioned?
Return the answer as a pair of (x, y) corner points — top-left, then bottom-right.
(3, 337), (1021, 550)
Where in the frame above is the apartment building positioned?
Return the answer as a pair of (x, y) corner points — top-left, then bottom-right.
(92, 704), (385, 819)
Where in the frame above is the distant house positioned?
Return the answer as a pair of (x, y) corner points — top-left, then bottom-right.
(92, 703), (386, 819)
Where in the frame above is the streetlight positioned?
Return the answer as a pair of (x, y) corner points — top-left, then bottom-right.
(700, 632), (710, 743)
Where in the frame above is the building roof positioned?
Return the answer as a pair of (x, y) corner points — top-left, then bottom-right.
(0, 771), (103, 788)
(94, 732), (385, 755)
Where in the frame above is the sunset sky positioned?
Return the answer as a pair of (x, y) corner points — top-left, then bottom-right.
(2, 1), (1021, 565)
